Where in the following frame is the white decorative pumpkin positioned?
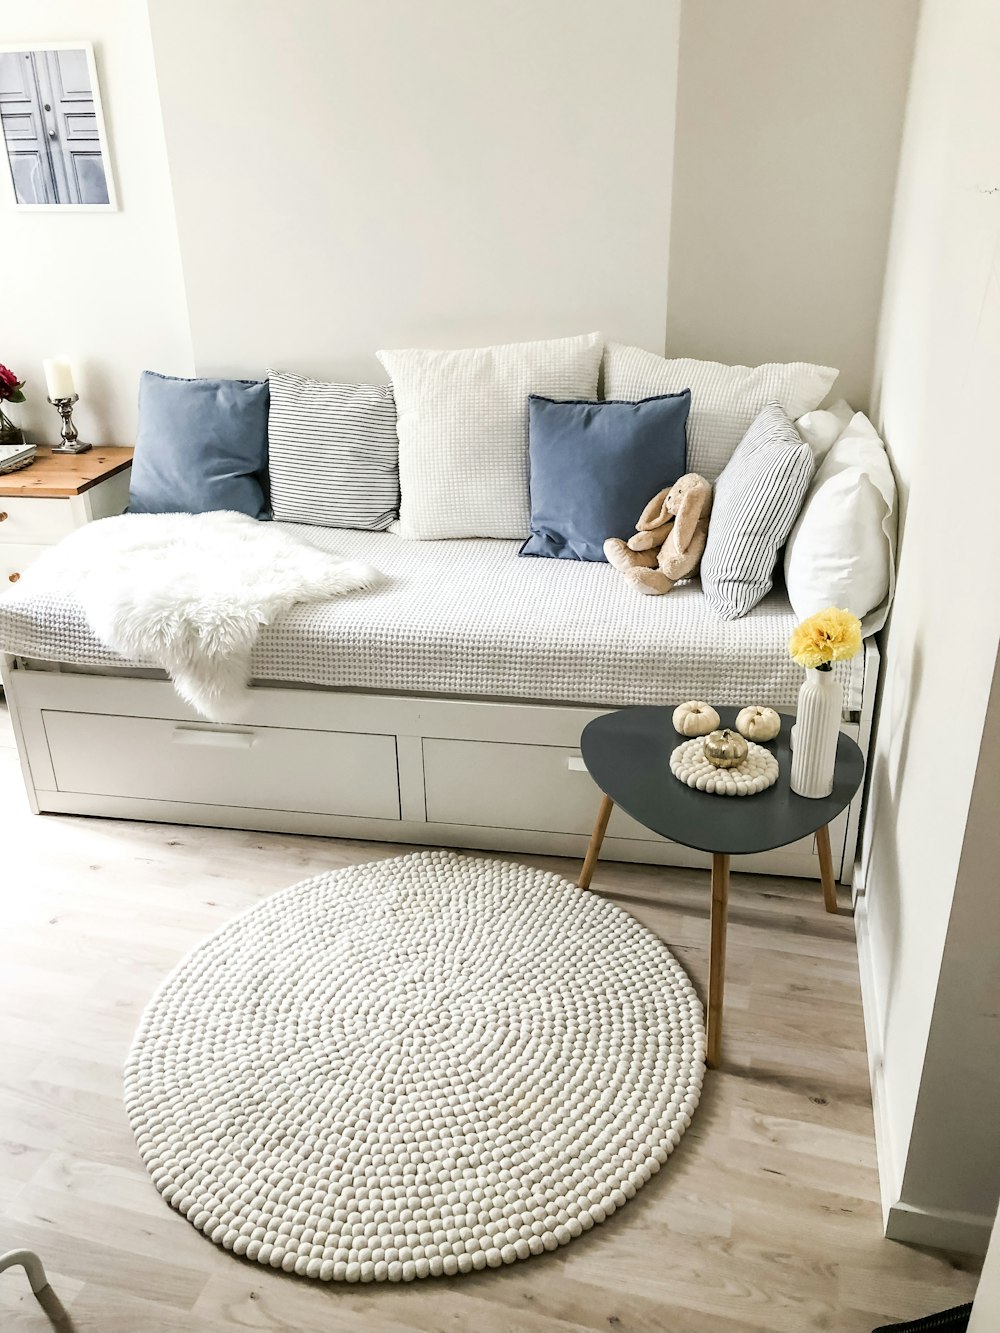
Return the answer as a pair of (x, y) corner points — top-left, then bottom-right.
(735, 705), (781, 742)
(672, 701), (721, 737)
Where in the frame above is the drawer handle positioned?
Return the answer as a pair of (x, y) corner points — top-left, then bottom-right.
(566, 755), (588, 772)
(171, 725), (256, 749)
(0, 512), (7, 522)
(8, 571), (19, 583)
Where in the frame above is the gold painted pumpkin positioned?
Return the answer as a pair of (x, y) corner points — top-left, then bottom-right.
(703, 728), (749, 769)
(735, 705), (781, 742)
(672, 700), (721, 737)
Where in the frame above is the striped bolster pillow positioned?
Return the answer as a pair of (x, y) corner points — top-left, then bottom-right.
(700, 402), (815, 620)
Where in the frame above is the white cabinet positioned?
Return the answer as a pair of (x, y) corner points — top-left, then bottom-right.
(0, 542), (50, 586)
(0, 445), (132, 587)
(422, 737), (659, 842)
(2, 657), (873, 885)
(42, 710), (401, 820)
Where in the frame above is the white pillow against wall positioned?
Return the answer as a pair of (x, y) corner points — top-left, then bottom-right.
(784, 412), (897, 634)
(378, 333), (603, 540)
(794, 398), (854, 466)
(603, 342), (838, 482)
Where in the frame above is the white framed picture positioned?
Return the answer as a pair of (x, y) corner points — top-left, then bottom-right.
(0, 41), (117, 211)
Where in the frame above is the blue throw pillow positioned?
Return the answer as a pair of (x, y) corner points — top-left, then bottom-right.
(129, 371), (270, 519)
(519, 391), (690, 561)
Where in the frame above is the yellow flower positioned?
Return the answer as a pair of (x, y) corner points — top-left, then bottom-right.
(788, 607), (862, 669)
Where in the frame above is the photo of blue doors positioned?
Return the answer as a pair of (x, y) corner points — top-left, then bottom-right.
(0, 46), (112, 207)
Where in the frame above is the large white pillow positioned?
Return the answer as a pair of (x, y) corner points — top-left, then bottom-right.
(603, 342), (838, 482)
(784, 411), (897, 633)
(378, 333), (603, 539)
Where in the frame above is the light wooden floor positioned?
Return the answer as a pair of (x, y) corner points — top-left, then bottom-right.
(0, 701), (979, 1332)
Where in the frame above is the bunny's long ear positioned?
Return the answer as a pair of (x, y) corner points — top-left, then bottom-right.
(672, 479), (710, 553)
(635, 489), (672, 532)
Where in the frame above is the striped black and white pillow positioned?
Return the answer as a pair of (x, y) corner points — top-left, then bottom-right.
(267, 370), (399, 530)
(700, 402), (815, 620)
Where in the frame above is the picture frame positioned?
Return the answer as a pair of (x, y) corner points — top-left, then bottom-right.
(0, 41), (117, 212)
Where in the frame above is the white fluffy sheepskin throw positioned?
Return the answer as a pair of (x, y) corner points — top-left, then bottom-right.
(18, 511), (382, 720)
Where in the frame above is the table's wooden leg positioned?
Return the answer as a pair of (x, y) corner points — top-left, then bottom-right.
(707, 852), (730, 1069)
(578, 793), (614, 889)
(816, 823), (838, 914)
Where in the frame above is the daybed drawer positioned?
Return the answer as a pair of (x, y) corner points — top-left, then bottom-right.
(422, 738), (660, 842)
(40, 711), (400, 819)
(1, 541), (49, 586)
(0, 497), (76, 544)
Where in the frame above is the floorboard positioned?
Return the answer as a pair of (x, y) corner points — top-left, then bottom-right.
(0, 699), (979, 1331)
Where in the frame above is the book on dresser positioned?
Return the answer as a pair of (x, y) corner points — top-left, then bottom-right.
(0, 443), (36, 475)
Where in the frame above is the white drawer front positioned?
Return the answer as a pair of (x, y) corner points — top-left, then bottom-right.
(423, 737), (850, 866)
(1, 541), (50, 586)
(41, 711), (401, 819)
(0, 496), (76, 545)
(422, 737), (661, 841)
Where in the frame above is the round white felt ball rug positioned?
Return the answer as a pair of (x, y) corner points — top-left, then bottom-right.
(125, 850), (705, 1282)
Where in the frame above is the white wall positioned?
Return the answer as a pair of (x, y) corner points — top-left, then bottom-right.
(146, 0), (680, 383)
(899, 651), (1000, 1221)
(860, 0), (1000, 1251)
(0, 0), (193, 446)
(667, 0), (918, 410)
(970, 1211), (1000, 1331)
(2, 1), (921, 429)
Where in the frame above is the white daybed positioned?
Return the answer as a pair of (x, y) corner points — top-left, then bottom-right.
(0, 526), (876, 882)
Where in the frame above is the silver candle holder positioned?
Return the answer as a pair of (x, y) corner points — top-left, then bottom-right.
(48, 394), (91, 455)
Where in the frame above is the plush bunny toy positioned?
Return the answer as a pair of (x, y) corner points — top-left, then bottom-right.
(604, 473), (713, 595)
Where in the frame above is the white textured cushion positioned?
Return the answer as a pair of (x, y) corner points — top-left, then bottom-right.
(784, 411), (897, 633)
(603, 342), (838, 481)
(267, 371), (399, 530)
(378, 333), (603, 539)
(0, 526), (866, 712)
(701, 403), (815, 620)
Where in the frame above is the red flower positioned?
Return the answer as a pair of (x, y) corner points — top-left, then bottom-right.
(0, 364), (25, 404)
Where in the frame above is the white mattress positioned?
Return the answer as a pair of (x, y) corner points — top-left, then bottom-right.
(0, 526), (865, 712)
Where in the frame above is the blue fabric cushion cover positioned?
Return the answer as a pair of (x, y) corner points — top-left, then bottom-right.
(128, 371), (270, 519)
(519, 391), (690, 562)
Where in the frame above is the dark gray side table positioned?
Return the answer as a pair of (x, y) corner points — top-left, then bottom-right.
(578, 705), (864, 1068)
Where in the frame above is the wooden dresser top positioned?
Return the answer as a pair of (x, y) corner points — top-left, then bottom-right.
(0, 446), (134, 498)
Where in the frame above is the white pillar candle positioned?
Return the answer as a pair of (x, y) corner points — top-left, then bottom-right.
(43, 358), (76, 400)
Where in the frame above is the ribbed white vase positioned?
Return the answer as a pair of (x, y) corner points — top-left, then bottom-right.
(789, 666), (841, 798)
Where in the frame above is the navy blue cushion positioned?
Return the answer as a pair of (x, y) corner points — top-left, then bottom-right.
(519, 391), (690, 561)
(129, 371), (270, 519)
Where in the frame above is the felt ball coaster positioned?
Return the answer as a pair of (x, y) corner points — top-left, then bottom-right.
(670, 737), (779, 796)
